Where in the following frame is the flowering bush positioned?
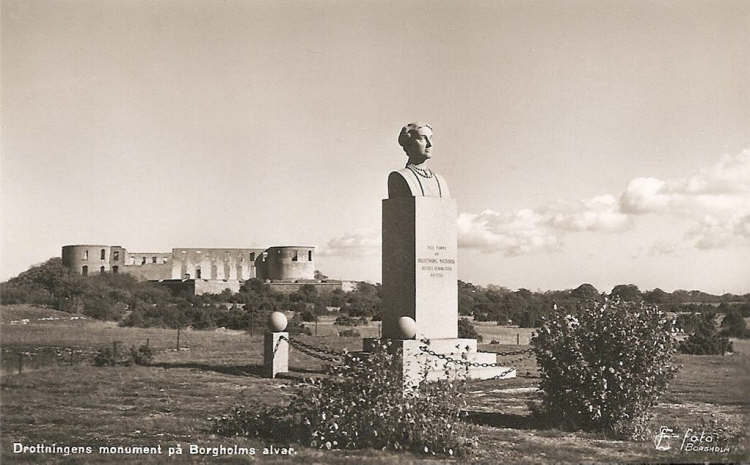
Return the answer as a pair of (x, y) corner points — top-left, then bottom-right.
(213, 340), (473, 456)
(531, 300), (679, 438)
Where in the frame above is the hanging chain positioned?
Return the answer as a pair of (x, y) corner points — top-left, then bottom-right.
(417, 343), (532, 369)
(279, 334), (533, 373)
(286, 337), (347, 357)
(273, 335), (288, 355)
(281, 335), (346, 363)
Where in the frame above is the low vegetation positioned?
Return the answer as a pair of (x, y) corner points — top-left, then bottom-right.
(213, 339), (473, 456)
(532, 300), (679, 438)
(93, 343), (154, 367)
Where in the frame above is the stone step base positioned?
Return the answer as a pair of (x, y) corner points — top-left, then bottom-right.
(361, 337), (516, 384)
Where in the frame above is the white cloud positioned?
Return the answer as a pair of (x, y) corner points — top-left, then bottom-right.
(619, 177), (671, 214)
(318, 230), (380, 257)
(548, 195), (631, 232)
(620, 149), (750, 215)
(460, 148), (750, 256)
(457, 209), (561, 255)
(686, 212), (750, 250)
(325, 150), (750, 258)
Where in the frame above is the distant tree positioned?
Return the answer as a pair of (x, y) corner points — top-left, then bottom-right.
(335, 315), (360, 326)
(610, 284), (643, 302)
(643, 288), (670, 305)
(570, 283), (599, 300)
(240, 278), (267, 294)
(675, 313), (702, 333)
(679, 313), (732, 355)
(458, 318), (482, 342)
(515, 288), (533, 300)
(720, 308), (748, 338)
(299, 284), (318, 300)
(300, 310), (317, 322)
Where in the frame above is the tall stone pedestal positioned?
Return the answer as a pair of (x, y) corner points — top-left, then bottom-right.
(382, 196), (458, 340)
(371, 195), (515, 385)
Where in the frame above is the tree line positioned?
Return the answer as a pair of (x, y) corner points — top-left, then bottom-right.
(1, 258), (748, 331)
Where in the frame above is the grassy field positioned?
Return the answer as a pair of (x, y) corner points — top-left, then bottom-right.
(1, 305), (747, 464)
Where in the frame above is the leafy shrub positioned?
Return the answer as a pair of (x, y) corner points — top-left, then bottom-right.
(93, 345), (132, 367)
(213, 340), (474, 456)
(130, 344), (154, 365)
(93, 347), (117, 367)
(457, 318), (482, 343)
(94, 344), (153, 366)
(531, 300), (678, 438)
(679, 313), (733, 354)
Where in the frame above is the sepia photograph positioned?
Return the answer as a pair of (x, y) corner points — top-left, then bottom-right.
(1, 0), (748, 463)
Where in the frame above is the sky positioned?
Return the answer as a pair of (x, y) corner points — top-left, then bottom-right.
(2, 0), (749, 294)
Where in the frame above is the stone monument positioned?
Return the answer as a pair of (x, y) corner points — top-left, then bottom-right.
(364, 122), (515, 384)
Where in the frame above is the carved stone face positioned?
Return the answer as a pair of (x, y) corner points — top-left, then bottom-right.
(404, 125), (433, 162)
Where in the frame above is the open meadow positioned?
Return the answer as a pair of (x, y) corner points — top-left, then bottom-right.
(1, 305), (747, 464)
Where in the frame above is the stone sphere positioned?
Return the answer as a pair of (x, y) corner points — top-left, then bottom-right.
(268, 311), (288, 332)
(397, 316), (416, 339)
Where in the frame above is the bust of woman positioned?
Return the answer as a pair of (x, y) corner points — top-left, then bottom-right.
(388, 122), (451, 198)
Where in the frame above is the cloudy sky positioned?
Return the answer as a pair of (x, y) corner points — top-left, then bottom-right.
(2, 0), (749, 294)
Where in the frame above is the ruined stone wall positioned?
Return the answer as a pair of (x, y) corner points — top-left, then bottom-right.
(171, 248), (265, 280)
(120, 263), (173, 281)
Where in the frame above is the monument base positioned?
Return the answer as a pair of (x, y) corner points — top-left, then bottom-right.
(363, 337), (516, 386)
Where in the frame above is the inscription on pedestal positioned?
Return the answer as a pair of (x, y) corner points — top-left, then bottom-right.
(382, 197), (458, 340)
(418, 245), (455, 278)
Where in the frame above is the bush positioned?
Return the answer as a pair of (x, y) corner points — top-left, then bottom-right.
(130, 344), (154, 365)
(93, 345), (132, 367)
(94, 343), (153, 366)
(531, 300), (678, 438)
(679, 313), (733, 354)
(457, 318), (482, 343)
(213, 340), (474, 456)
(93, 347), (117, 367)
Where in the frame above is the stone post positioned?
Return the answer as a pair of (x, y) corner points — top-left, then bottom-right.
(264, 331), (289, 378)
